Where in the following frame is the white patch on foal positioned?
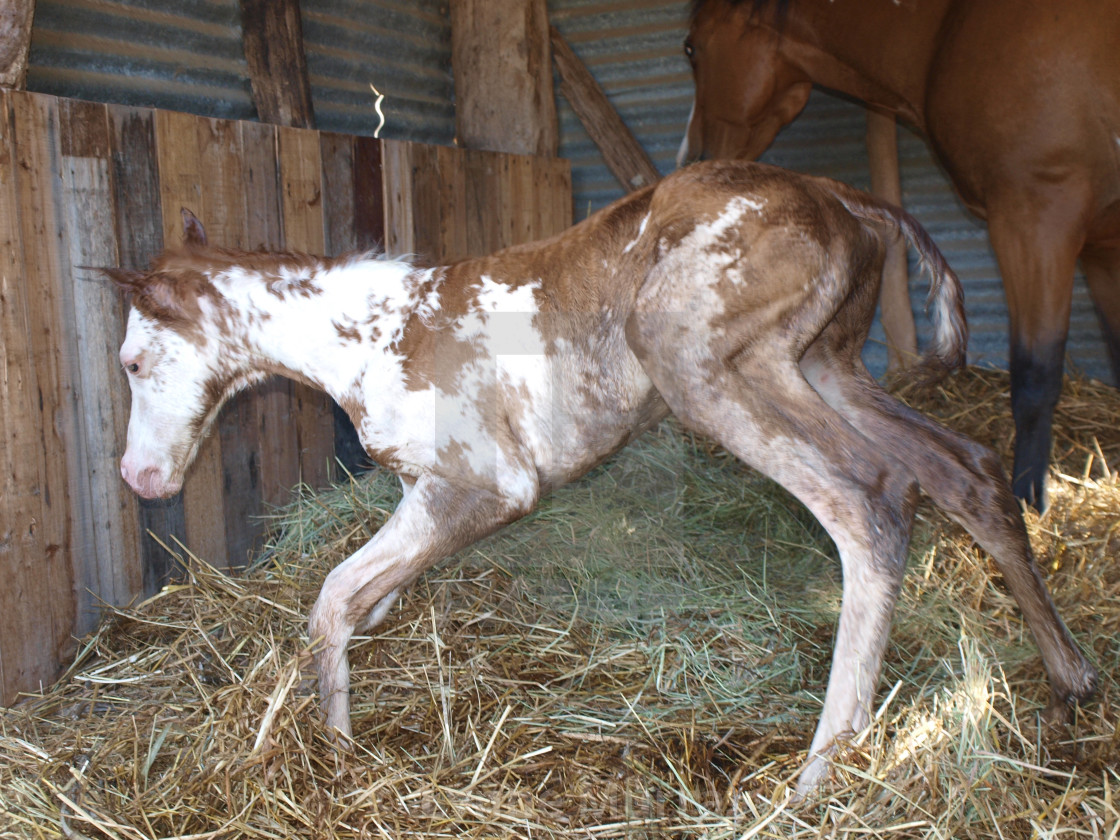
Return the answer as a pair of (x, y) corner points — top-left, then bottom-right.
(433, 276), (550, 502)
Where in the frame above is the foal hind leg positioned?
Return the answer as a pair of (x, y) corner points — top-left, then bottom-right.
(629, 316), (918, 794)
(801, 336), (1097, 719)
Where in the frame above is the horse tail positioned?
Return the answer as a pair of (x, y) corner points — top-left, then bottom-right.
(835, 188), (968, 379)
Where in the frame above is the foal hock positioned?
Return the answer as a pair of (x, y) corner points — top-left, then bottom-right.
(111, 160), (1095, 794)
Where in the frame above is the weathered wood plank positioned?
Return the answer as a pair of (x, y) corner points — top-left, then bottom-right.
(462, 148), (496, 258)
(320, 132), (365, 473)
(0, 92), (21, 701)
(10, 92), (81, 653)
(0, 0), (35, 89)
(550, 26), (659, 192)
(2, 91), (78, 701)
(0, 90), (56, 703)
(436, 144), (469, 262)
(320, 132), (356, 257)
(241, 121), (283, 252)
(381, 140), (415, 257)
(238, 119), (302, 526)
(194, 115), (271, 569)
(545, 158), (574, 235)
(352, 136), (383, 253)
(57, 97), (142, 608)
(408, 142), (443, 261)
(527, 156), (572, 240)
(278, 125), (333, 491)
(508, 153), (538, 245)
(496, 154), (516, 251)
(107, 104), (186, 594)
(153, 109), (229, 567)
(451, 0), (557, 157)
(240, 0), (314, 129)
(278, 126), (324, 254)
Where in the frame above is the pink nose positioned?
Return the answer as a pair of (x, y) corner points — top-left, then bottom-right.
(121, 458), (166, 499)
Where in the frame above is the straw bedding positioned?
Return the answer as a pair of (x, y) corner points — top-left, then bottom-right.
(2, 366), (1118, 839)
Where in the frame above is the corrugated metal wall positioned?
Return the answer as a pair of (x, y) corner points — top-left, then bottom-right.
(22, 0), (1111, 380)
(550, 0), (692, 214)
(27, 0), (454, 143)
(548, 0), (1110, 381)
(302, 0), (452, 142)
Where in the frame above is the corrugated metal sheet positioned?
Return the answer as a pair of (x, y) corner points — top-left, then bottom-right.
(302, 0), (453, 143)
(26, 0), (453, 143)
(549, 0), (693, 213)
(27, 0), (255, 120)
(548, 0), (1110, 381)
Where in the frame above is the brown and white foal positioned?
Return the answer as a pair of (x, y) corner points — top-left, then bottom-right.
(110, 161), (1095, 794)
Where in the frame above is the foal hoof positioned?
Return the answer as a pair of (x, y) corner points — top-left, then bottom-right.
(1042, 664), (1099, 728)
(324, 722), (356, 752)
(793, 753), (833, 800)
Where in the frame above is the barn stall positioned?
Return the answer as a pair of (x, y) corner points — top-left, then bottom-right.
(1, 1), (1119, 838)
(0, 86), (572, 701)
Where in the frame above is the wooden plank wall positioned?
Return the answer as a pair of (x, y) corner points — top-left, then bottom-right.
(0, 91), (572, 706)
(381, 141), (572, 262)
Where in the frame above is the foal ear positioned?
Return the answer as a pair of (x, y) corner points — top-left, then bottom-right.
(100, 267), (147, 294)
(181, 208), (208, 247)
(141, 274), (190, 322)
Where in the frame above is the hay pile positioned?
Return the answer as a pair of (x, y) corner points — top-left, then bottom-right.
(2, 366), (1118, 839)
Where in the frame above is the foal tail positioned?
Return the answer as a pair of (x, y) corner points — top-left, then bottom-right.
(836, 189), (968, 380)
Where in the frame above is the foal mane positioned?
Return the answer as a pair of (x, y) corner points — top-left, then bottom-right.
(109, 240), (394, 333)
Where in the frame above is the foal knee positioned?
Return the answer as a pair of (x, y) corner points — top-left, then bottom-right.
(359, 587), (402, 632)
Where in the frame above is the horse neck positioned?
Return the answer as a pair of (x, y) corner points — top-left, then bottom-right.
(775, 0), (953, 129)
(216, 254), (422, 402)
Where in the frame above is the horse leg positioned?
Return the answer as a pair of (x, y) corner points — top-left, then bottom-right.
(628, 313), (918, 795)
(986, 198), (1084, 511)
(308, 472), (535, 739)
(801, 333), (1097, 721)
(866, 109), (917, 372)
(1080, 245), (1120, 386)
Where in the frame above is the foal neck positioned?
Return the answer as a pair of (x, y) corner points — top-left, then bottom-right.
(211, 250), (422, 398)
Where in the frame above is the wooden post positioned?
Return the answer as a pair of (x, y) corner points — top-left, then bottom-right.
(866, 109), (917, 372)
(0, 0), (35, 89)
(451, 0), (558, 157)
(550, 26), (659, 192)
(239, 0), (314, 129)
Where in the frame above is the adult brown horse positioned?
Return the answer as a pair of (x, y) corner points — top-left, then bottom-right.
(679, 0), (1120, 511)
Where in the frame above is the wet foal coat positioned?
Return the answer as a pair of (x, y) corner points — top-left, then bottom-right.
(111, 161), (1095, 794)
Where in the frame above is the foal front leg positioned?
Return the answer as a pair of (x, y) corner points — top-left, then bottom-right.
(308, 473), (532, 739)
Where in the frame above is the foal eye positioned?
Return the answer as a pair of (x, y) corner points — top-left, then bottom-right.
(683, 38), (695, 59)
(127, 363), (140, 374)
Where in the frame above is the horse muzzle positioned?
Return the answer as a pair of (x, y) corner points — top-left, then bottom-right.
(121, 457), (182, 499)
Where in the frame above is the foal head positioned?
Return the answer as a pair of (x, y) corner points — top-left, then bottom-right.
(108, 210), (257, 499)
(678, 0), (811, 164)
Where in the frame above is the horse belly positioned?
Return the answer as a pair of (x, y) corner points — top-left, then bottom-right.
(503, 334), (666, 490)
(926, 0), (1120, 212)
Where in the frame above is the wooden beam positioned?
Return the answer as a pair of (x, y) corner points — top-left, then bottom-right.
(0, 0), (35, 90)
(866, 109), (917, 372)
(550, 26), (659, 193)
(451, 0), (558, 157)
(239, 0), (314, 129)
